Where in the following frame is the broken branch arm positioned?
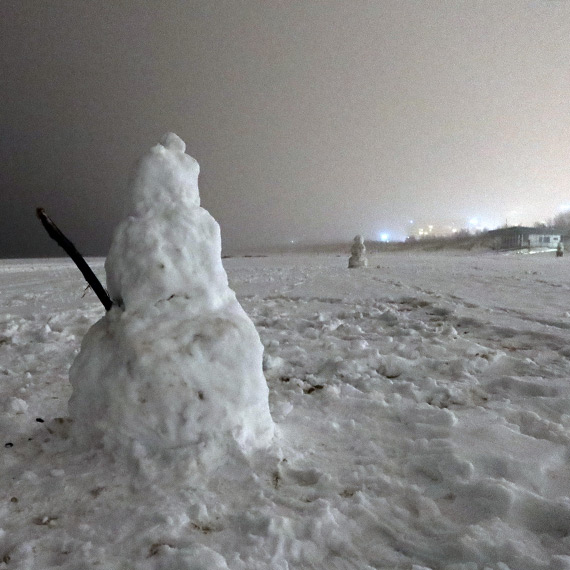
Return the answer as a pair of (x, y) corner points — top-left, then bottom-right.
(36, 208), (113, 311)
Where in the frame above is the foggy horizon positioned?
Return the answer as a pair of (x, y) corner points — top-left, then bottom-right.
(2, 1), (570, 258)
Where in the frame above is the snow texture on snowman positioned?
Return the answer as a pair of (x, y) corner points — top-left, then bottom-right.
(68, 133), (274, 462)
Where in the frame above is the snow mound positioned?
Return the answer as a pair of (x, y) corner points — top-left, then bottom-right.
(68, 133), (274, 463)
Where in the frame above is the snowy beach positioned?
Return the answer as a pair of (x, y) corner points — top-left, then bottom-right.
(3, 251), (570, 569)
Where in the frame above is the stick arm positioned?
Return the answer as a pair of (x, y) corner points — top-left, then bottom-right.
(36, 208), (113, 311)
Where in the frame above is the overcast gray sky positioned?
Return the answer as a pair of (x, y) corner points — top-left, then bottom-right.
(2, 0), (570, 256)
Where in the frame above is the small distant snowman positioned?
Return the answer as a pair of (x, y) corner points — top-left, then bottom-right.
(348, 235), (368, 268)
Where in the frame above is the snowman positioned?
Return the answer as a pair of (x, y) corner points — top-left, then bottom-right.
(348, 235), (368, 268)
(68, 133), (274, 463)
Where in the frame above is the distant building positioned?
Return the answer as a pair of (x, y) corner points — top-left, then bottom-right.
(487, 226), (564, 251)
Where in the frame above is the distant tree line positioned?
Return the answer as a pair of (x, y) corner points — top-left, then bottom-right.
(547, 211), (570, 233)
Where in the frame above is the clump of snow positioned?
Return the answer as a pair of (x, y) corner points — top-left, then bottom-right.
(68, 133), (274, 463)
(348, 234), (368, 268)
(5, 397), (28, 414)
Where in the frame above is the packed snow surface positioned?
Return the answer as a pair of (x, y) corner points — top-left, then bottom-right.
(3, 251), (570, 568)
(69, 133), (274, 461)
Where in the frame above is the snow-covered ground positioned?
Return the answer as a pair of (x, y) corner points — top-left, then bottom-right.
(2, 251), (570, 569)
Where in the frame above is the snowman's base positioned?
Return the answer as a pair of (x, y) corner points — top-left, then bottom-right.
(348, 257), (368, 268)
(68, 300), (274, 462)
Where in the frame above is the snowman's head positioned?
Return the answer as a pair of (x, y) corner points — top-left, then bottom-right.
(130, 133), (201, 215)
